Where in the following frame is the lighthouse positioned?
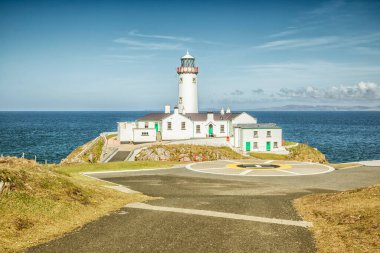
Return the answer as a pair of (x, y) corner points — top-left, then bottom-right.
(177, 51), (199, 113)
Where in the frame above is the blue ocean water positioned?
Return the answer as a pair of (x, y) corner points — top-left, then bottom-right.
(0, 111), (379, 164)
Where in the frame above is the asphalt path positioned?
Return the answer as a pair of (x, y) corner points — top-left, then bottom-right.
(27, 162), (380, 253)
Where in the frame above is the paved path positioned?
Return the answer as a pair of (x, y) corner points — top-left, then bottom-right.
(27, 161), (380, 253)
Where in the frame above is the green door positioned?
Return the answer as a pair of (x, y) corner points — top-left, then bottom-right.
(266, 142), (271, 151)
(208, 124), (213, 135)
(154, 122), (158, 132)
(246, 142), (251, 151)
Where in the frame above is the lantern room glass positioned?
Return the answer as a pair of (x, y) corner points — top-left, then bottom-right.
(181, 58), (195, 67)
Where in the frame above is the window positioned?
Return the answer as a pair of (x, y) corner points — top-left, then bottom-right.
(179, 78), (183, 84)
(144, 122), (149, 128)
(141, 132), (149, 136)
(220, 125), (225, 133)
(274, 142), (278, 148)
(181, 122), (186, 130)
(267, 131), (271, 137)
(253, 142), (258, 149)
(254, 131), (258, 138)
(196, 125), (200, 133)
(179, 97), (183, 104)
(192, 77), (196, 83)
(167, 122), (172, 130)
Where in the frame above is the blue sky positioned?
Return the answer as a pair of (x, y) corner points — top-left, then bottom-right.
(0, 0), (379, 111)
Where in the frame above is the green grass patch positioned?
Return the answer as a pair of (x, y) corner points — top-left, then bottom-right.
(328, 163), (362, 170)
(63, 137), (104, 164)
(106, 133), (117, 140)
(55, 160), (182, 177)
(284, 140), (297, 146)
(249, 143), (328, 163)
(249, 152), (289, 160)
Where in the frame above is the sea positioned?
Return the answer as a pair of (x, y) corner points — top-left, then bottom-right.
(0, 111), (379, 164)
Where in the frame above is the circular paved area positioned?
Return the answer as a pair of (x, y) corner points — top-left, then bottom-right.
(186, 159), (334, 177)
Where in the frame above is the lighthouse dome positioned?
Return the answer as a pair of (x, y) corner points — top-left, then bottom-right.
(181, 50), (194, 59)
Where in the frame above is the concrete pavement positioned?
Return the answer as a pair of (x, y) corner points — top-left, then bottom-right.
(27, 162), (380, 253)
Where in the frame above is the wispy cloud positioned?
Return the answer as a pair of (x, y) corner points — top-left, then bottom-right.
(128, 30), (192, 42)
(113, 38), (182, 50)
(256, 32), (380, 51)
(127, 30), (220, 45)
(256, 36), (338, 50)
(269, 28), (299, 38)
(307, 0), (346, 16)
(103, 54), (156, 59)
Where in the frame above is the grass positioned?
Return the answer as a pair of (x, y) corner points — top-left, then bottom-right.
(249, 152), (289, 160)
(0, 157), (160, 253)
(284, 140), (297, 146)
(63, 137), (104, 163)
(249, 143), (328, 163)
(136, 144), (246, 161)
(288, 144), (327, 163)
(56, 160), (182, 177)
(294, 185), (380, 253)
(106, 133), (117, 140)
(328, 163), (362, 170)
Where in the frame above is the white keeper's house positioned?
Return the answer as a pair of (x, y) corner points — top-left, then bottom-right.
(118, 51), (283, 152)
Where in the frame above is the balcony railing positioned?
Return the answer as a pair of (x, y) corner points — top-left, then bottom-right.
(177, 66), (198, 74)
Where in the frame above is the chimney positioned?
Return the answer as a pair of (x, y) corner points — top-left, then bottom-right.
(207, 111), (214, 121)
(165, 104), (170, 114)
(220, 107), (225, 115)
(226, 107), (231, 113)
(174, 106), (179, 115)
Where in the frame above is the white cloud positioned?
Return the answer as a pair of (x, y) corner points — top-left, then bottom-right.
(113, 38), (182, 50)
(269, 29), (299, 38)
(128, 30), (192, 42)
(127, 30), (220, 45)
(257, 32), (380, 51)
(256, 36), (338, 50)
(307, 0), (346, 16)
(278, 82), (380, 100)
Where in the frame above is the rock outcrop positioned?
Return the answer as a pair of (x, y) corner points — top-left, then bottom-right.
(135, 144), (244, 162)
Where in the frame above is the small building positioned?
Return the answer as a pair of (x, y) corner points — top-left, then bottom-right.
(233, 124), (282, 152)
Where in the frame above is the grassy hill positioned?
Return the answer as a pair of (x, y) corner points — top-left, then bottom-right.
(0, 157), (155, 253)
(294, 185), (380, 252)
(249, 143), (328, 163)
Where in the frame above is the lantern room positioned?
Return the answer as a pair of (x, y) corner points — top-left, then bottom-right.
(177, 50), (198, 74)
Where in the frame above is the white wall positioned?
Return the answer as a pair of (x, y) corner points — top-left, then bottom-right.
(118, 122), (136, 142)
(232, 112), (257, 125)
(234, 127), (240, 147)
(161, 113), (193, 140)
(240, 128), (282, 152)
(133, 128), (156, 143)
(137, 121), (156, 129)
(178, 73), (198, 113)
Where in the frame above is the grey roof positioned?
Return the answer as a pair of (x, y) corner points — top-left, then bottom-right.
(137, 112), (242, 122)
(235, 123), (281, 129)
(185, 112), (240, 121)
(137, 113), (169, 121)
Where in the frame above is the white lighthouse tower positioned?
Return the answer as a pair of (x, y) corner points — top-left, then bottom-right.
(177, 51), (199, 113)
